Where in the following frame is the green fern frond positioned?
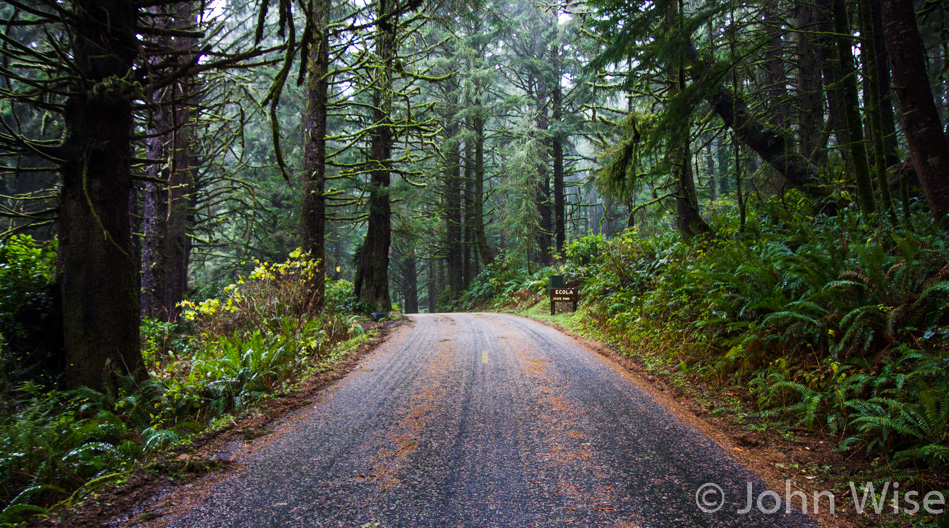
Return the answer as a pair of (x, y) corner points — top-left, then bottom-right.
(142, 427), (181, 451)
(893, 444), (949, 467)
(63, 441), (118, 460)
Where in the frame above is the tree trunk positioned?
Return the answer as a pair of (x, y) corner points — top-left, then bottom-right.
(142, 1), (196, 322)
(672, 140), (713, 238)
(550, 17), (566, 260)
(684, 43), (821, 194)
(552, 133), (565, 259)
(463, 136), (475, 287)
(427, 257), (437, 313)
(535, 84), (553, 265)
(795, 1), (825, 160)
(859, 0), (897, 220)
(444, 123), (463, 299)
(670, 1), (713, 239)
(402, 246), (418, 314)
(472, 96), (494, 266)
(354, 0), (396, 311)
(867, 0), (901, 168)
(814, 2), (850, 167)
(61, 0), (144, 390)
(302, 0), (330, 313)
(832, 0), (876, 216)
(880, 0), (949, 224)
(762, 0), (789, 130)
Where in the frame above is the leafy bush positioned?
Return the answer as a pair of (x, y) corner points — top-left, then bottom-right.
(325, 278), (364, 314)
(455, 253), (534, 309)
(0, 235), (61, 388)
(565, 233), (605, 268)
(179, 248), (321, 335)
(170, 248), (355, 417)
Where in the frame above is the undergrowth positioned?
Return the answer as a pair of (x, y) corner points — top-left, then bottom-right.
(0, 249), (366, 525)
(578, 204), (948, 491)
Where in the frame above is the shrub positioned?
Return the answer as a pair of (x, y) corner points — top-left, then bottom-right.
(0, 235), (61, 388)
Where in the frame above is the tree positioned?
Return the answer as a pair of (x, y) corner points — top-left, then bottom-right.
(831, 0), (875, 216)
(794, 1), (825, 162)
(301, 0), (331, 312)
(58, 0), (146, 389)
(667, 0), (713, 238)
(354, 0), (421, 311)
(879, 0), (949, 225)
(141, 1), (199, 322)
(1, 0), (270, 390)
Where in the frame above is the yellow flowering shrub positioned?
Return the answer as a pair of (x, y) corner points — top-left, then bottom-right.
(179, 248), (322, 336)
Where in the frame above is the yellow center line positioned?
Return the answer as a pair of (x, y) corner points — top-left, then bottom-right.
(482, 350), (489, 364)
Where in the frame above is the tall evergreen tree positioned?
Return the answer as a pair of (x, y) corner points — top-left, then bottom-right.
(880, 0), (949, 224)
(301, 0), (332, 312)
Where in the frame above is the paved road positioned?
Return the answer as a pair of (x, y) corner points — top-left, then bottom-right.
(141, 313), (817, 527)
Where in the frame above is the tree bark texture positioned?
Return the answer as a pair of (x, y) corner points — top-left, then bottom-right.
(534, 82), (553, 266)
(551, 46), (566, 260)
(444, 123), (463, 299)
(762, 1), (789, 130)
(142, 1), (196, 322)
(670, 1), (713, 239)
(302, 0), (330, 313)
(795, 1), (825, 161)
(813, 1), (852, 169)
(880, 0), (949, 224)
(402, 246), (418, 314)
(427, 257), (437, 313)
(463, 137), (475, 288)
(60, 0), (145, 390)
(472, 96), (494, 266)
(866, 0), (901, 168)
(859, 0), (896, 220)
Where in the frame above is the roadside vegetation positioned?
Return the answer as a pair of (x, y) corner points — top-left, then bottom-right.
(0, 243), (375, 525)
(458, 201), (948, 526)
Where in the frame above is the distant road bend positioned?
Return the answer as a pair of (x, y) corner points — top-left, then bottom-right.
(139, 313), (817, 528)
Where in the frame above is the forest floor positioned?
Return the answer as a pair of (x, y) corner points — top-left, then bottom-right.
(513, 297), (922, 528)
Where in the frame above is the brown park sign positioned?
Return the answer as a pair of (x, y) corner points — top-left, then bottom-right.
(549, 287), (579, 315)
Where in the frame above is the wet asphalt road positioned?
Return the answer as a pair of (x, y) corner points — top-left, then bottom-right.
(148, 313), (818, 527)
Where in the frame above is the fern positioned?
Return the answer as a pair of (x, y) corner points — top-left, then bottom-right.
(142, 427), (181, 451)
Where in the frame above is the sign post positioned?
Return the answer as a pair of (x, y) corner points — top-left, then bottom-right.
(549, 287), (579, 315)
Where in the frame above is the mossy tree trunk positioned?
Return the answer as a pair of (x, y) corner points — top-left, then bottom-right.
(142, 1), (197, 322)
(354, 0), (397, 311)
(472, 96), (494, 267)
(60, 0), (145, 390)
(302, 0), (330, 313)
(669, 0), (714, 239)
(831, 0), (876, 216)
